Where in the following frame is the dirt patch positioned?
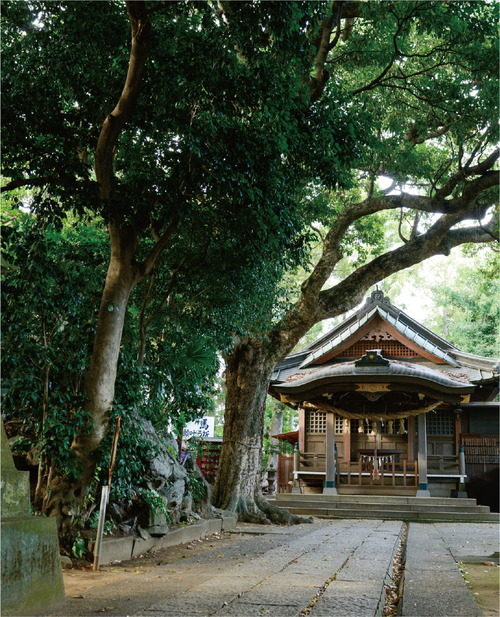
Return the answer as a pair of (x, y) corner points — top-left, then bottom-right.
(62, 527), (257, 599)
(459, 562), (500, 617)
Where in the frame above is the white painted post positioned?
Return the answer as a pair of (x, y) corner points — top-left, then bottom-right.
(457, 444), (468, 497)
(93, 483), (109, 571)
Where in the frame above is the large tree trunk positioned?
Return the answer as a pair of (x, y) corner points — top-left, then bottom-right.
(44, 223), (140, 528)
(41, 3), (151, 531)
(212, 339), (307, 525)
(73, 225), (139, 482)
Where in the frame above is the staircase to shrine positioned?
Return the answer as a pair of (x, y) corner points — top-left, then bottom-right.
(267, 493), (500, 522)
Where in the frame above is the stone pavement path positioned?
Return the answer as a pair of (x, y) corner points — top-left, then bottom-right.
(402, 523), (484, 617)
(54, 519), (498, 617)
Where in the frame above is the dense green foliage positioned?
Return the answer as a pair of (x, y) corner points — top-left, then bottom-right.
(1, 0), (356, 261)
(427, 251), (500, 358)
(2, 209), (106, 482)
(1, 1), (498, 527)
(0, 208), (221, 510)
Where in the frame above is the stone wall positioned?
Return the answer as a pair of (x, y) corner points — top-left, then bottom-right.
(1, 422), (65, 616)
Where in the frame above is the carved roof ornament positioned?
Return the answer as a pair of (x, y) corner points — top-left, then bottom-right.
(361, 327), (394, 341)
(366, 289), (391, 305)
(354, 349), (390, 367)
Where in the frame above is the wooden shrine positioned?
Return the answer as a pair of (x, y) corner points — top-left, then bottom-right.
(269, 290), (499, 504)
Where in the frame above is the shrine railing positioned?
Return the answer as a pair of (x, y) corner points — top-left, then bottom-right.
(337, 459), (419, 487)
(296, 453), (419, 487)
(299, 451), (326, 471)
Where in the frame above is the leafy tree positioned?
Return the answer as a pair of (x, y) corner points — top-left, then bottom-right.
(2, 0), (356, 523)
(1, 208), (225, 533)
(1, 209), (107, 513)
(426, 250), (500, 357)
(211, 0), (499, 523)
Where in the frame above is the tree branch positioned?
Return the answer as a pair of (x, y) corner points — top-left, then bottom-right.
(316, 211), (497, 321)
(94, 1), (151, 200)
(139, 210), (180, 279)
(0, 177), (51, 193)
(436, 149), (499, 199)
(270, 153), (498, 357)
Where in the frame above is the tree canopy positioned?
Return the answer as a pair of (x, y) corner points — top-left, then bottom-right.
(1, 0), (498, 529)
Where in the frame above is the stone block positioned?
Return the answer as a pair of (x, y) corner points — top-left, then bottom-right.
(1, 469), (31, 517)
(132, 536), (159, 558)
(1, 421), (65, 616)
(100, 536), (134, 563)
(221, 515), (238, 532)
(203, 518), (223, 535)
(1, 516), (65, 616)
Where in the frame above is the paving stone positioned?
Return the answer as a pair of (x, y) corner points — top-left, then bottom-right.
(401, 523), (485, 617)
(52, 518), (497, 617)
(401, 584), (482, 617)
(335, 557), (391, 582)
(309, 594), (381, 617)
(215, 601), (301, 616)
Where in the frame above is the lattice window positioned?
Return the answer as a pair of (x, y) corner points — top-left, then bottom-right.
(427, 411), (454, 436)
(338, 339), (418, 358)
(381, 419), (407, 435)
(350, 419), (371, 434)
(335, 415), (346, 434)
(306, 410), (326, 434)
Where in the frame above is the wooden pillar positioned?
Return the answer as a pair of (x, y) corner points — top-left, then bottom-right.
(417, 413), (430, 496)
(298, 407), (306, 453)
(323, 412), (337, 494)
(344, 419), (351, 463)
(407, 416), (415, 462)
(454, 410), (462, 456)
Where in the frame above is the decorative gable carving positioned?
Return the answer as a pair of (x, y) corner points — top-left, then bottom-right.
(360, 327), (395, 341)
(338, 338), (418, 358)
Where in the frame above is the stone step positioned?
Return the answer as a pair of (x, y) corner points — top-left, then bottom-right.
(272, 493), (479, 506)
(268, 498), (491, 514)
(339, 486), (418, 496)
(277, 505), (500, 523)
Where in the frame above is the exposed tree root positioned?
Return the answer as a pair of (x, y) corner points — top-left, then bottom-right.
(231, 496), (313, 525)
(257, 498), (313, 525)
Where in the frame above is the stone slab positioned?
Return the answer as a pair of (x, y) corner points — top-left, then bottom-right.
(1, 469), (31, 517)
(221, 515), (238, 532)
(309, 594), (381, 617)
(101, 518), (225, 564)
(1, 516), (65, 617)
(401, 523), (484, 617)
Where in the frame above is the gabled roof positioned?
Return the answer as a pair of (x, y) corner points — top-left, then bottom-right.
(299, 290), (459, 368)
(271, 290), (500, 390)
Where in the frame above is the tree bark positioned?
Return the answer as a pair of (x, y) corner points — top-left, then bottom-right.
(43, 223), (141, 527)
(213, 159), (498, 525)
(43, 2), (152, 527)
(212, 339), (307, 524)
(72, 224), (139, 484)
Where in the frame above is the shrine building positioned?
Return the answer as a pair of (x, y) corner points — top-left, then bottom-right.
(269, 290), (499, 503)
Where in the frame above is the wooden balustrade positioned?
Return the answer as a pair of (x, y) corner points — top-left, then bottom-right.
(337, 459), (418, 487)
(299, 451), (326, 470)
(297, 452), (419, 487)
